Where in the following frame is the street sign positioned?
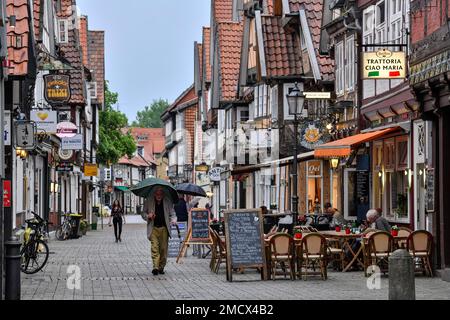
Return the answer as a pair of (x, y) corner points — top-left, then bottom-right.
(14, 121), (36, 150)
(44, 74), (71, 104)
(56, 121), (77, 138)
(31, 110), (57, 133)
(84, 163), (98, 177)
(208, 167), (224, 182)
(3, 180), (11, 208)
(61, 134), (83, 150)
(304, 92), (331, 99)
(4, 110), (11, 146)
(56, 162), (74, 172)
(362, 49), (406, 79)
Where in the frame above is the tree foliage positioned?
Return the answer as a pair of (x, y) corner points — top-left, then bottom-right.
(97, 81), (136, 165)
(132, 99), (170, 128)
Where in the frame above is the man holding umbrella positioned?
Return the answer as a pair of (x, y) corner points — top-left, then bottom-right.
(141, 187), (177, 275)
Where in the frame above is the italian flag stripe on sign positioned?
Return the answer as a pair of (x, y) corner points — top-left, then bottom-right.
(368, 71), (380, 77)
(389, 71), (401, 77)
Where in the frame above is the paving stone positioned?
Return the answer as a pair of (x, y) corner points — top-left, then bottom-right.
(20, 223), (450, 300)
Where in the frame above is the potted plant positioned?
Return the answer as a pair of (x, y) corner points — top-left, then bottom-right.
(345, 224), (351, 235)
(270, 203), (277, 210)
(335, 223), (341, 232)
(391, 225), (399, 237)
(80, 220), (88, 236)
(294, 230), (303, 240)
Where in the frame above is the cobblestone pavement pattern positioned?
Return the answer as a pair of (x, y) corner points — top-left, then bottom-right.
(21, 220), (450, 300)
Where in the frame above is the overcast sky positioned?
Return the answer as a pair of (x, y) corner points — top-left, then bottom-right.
(77, 0), (211, 122)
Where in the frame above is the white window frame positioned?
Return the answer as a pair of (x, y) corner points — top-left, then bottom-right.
(336, 41), (344, 96)
(345, 36), (355, 92)
(57, 19), (69, 44)
(375, 1), (387, 47)
(88, 82), (97, 99)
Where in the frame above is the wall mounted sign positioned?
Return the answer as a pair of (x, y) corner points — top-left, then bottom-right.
(307, 160), (322, 177)
(44, 74), (71, 104)
(3, 180), (11, 208)
(31, 110), (57, 134)
(56, 121), (77, 138)
(84, 163), (98, 177)
(4, 111), (11, 146)
(14, 121), (37, 150)
(56, 162), (74, 172)
(61, 134), (83, 150)
(362, 49), (406, 79)
(300, 121), (327, 150)
(304, 92), (331, 99)
(208, 167), (224, 182)
(58, 149), (74, 161)
(426, 168), (435, 213)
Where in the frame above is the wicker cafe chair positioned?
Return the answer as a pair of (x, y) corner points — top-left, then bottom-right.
(407, 230), (433, 277)
(298, 233), (328, 280)
(269, 233), (295, 280)
(211, 229), (227, 274)
(367, 231), (394, 275)
(396, 227), (413, 249)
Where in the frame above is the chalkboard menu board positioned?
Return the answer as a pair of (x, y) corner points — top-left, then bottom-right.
(224, 209), (267, 282)
(168, 222), (187, 258)
(426, 168), (435, 212)
(190, 209), (211, 242)
(356, 171), (370, 202)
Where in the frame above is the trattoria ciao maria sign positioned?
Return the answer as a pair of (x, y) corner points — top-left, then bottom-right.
(362, 49), (406, 79)
(44, 74), (71, 104)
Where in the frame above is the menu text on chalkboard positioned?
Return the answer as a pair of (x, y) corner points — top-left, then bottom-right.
(224, 209), (267, 281)
(190, 209), (210, 242)
(426, 168), (435, 213)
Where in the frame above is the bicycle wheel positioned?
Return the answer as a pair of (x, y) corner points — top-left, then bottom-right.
(20, 240), (49, 274)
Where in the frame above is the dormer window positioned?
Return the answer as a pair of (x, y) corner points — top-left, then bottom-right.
(138, 146), (144, 157)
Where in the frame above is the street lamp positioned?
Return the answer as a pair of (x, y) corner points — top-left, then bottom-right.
(286, 82), (306, 227)
(330, 158), (339, 170)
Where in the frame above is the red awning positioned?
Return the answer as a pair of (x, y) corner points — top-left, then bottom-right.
(314, 127), (400, 158)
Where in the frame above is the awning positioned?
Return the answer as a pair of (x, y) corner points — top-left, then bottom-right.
(314, 127), (400, 158)
(114, 186), (130, 193)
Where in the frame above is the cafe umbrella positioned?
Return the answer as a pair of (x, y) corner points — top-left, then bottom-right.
(130, 177), (179, 204)
(176, 183), (207, 197)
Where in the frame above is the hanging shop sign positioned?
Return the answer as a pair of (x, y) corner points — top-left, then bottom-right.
(300, 121), (327, 150)
(44, 74), (71, 104)
(4, 111), (11, 146)
(61, 134), (83, 150)
(14, 121), (37, 150)
(56, 162), (74, 172)
(58, 149), (74, 161)
(304, 92), (331, 99)
(30, 110), (57, 134)
(209, 167), (225, 182)
(3, 180), (11, 208)
(56, 121), (77, 138)
(362, 49), (406, 79)
(84, 163), (98, 177)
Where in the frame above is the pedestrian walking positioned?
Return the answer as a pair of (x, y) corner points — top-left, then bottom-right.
(109, 200), (125, 243)
(174, 194), (189, 222)
(141, 187), (177, 276)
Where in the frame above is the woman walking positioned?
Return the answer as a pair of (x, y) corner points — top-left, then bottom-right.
(109, 200), (125, 242)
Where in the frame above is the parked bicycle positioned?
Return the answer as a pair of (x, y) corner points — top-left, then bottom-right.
(55, 214), (72, 241)
(20, 212), (51, 274)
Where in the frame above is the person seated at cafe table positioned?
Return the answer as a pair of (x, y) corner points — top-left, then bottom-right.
(324, 202), (347, 229)
(366, 209), (391, 232)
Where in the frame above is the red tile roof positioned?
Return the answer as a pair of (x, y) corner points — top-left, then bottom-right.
(33, 0), (41, 40)
(288, 0), (334, 80)
(56, 0), (86, 104)
(6, 0), (30, 76)
(217, 22), (244, 102)
(119, 128), (166, 166)
(213, 0), (233, 22)
(261, 15), (303, 77)
(79, 16), (89, 67)
(202, 27), (211, 83)
(88, 30), (105, 106)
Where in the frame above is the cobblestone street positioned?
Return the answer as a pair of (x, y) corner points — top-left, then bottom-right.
(20, 220), (450, 300)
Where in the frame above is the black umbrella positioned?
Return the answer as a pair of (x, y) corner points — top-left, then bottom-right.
(176, 183), (207, 197)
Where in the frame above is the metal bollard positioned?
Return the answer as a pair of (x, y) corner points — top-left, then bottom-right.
(5, 236), (21, 300)
(389, 249), (415, 300)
